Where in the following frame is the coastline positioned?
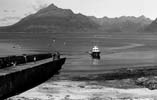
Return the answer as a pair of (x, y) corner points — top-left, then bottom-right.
(9, 80), (157, 100)
(0, 43), (36, 57)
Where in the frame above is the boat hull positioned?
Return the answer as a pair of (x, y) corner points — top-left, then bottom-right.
(0, 58), (66, 99)
(91, 52), (100, 59)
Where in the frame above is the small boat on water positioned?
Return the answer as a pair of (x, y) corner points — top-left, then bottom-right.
(89, 46), (100, 59)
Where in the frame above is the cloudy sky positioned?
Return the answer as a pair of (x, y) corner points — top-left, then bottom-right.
(0, 0), (156, 26)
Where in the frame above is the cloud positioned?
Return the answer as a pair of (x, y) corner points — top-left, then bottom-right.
(3, 10), (9, 12)
(12, 10), (16, 12)
(32, 4), (48, 11)
(0, 17), (21, 21)
(0, 16), (21, 26)
(24, 12), (32, 16)
(31, 0), (49, 12)
(3, 10), (16, 13)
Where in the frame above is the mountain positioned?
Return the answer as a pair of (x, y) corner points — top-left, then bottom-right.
(89, 16), (152, 32)
(1, 4), (99, 32)
(145, 18), (157, 32)
(0, 4), (152, 32)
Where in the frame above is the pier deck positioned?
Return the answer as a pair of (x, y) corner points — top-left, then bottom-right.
(0, 58), (53, 76)
(0, 57), (66, 99)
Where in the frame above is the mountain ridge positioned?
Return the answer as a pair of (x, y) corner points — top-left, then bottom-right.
(145, 18), (157, 32)
(0, 3), (154, 33)
(89, 15), (152, 32)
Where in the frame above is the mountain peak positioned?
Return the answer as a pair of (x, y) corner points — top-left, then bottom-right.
(36, 3), (58, 14)
(154, 18), (157, 22)
(144, 17), (157, 32)
(35, 3), (74, 17)
(46, 3), (58, 10)
(139, 15), (145, 18)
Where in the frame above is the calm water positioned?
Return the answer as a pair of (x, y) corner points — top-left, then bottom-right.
(1, 34), (157, 74)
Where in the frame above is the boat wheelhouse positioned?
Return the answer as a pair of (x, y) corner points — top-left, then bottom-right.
(91, 46), (100, 59)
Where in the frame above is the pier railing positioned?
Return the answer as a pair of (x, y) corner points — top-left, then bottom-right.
(0, 53), (55, 68)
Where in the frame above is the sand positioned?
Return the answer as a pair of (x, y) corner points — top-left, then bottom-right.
(9, 80), (157, 100)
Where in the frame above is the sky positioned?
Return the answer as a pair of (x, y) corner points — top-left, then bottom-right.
(0, 0), (156, 26)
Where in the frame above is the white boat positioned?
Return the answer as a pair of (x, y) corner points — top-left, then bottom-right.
(90, 46), (100, 58)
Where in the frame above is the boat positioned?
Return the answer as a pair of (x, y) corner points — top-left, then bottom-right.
(0, 52), (66, 99)
(90, 46), (100, 59)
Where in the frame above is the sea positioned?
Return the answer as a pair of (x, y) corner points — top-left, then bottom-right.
(1, 33), (157, 100)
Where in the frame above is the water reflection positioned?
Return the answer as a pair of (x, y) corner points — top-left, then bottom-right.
(92, 58), (100, 65)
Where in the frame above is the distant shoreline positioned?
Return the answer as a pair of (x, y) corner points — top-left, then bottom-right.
(0, 42), (36, 57)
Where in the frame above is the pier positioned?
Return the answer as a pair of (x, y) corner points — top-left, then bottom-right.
(0, 53), (66, 99)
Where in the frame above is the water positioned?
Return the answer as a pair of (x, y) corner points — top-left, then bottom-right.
(3, 33), (157, 99)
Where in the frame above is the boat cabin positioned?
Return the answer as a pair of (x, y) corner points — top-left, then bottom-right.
(91, 46), (100, 59)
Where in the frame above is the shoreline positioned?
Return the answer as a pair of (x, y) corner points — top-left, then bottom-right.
(0, 43), (37, 57)
(9, 80), (157, 100)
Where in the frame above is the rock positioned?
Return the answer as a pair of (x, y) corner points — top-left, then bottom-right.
(135, 76), (157, 90)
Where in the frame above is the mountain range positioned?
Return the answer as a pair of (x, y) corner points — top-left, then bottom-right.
(145, 18), (157, 32)
(89, 16), (151, 32)
(0, 4), (156, 32)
